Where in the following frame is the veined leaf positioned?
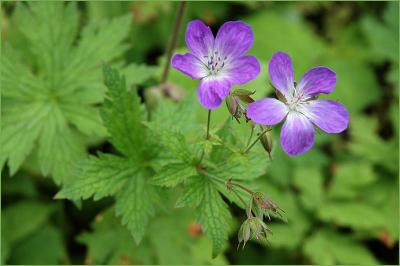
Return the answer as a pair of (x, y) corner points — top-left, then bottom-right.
(1, 2), (132, 183)
(152, 162), (197, 187)
(57, 66), (157, 244)
(115, 171), (158, 244)
(175, 176), (206, 208)
(196, 178), (231, 258)
(56, 154), (138, 201)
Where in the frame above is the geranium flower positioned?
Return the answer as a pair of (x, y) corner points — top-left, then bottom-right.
(247, 52), (349, 156)
(172, 20), (260, 109)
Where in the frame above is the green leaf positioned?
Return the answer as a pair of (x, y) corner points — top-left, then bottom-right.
(175, 176), (206, 208)
(146, 92), (199, 164)
(101, 65), (147, 159)
(318, 201), (387, 230)
(8, 224), (66, 265)
(361, 1), (399, 62)
(196, 178), (231, 258)
(303, 229), (378, 264)
(152, 162), (197, 187)
(78, 209), (154, 265)
(2, 201), (55, 249)
(122, 63), (158, 86)
(1, 2), (132, 183)
(328, 162), (377, 199)
(349, 116), (398, 172)
(78, 207), (228, 264)
(57, 66), (157, 244)
(115, 171), (158, 244)
(209, 120), (269, 181)
(293, 166), (324, 210)
(56, 154), (138, 201)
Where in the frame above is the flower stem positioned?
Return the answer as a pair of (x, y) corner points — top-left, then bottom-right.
(231, 188), (249, 209)
(246, 126), (254, 147)
(243, 128), (269, 154)
(161, 1), (186, 84)
(206, 109), (212, 140)
(198, 109), (212, 163)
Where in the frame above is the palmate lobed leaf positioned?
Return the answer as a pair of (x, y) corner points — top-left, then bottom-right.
(58, 65), (157, 244)
(1, 2), (132, 184)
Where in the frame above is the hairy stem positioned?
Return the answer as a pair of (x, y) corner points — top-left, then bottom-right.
(161, 1), (186, 84)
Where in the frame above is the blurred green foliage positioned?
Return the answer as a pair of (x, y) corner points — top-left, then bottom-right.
(1, 1), (399, 265)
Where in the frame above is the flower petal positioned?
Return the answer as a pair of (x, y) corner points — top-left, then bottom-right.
(247, 98), (288, 126)
(185, 20), (214, 59)
(302, 100), (349, 133)
(171, 53), (208, 79)
(227, 55), (261, 85)
(268, 51), (295, 97)
(198, 78), (231, 109)
(280, 112), (315, 156)
(297, 67), (336, 96)
(215, 21), (253, 59)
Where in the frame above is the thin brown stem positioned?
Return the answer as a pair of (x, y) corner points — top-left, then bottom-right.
(161, 1), (186, 84)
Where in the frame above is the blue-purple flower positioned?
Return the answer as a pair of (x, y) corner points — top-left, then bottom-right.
(247, 52), (349, 156)
(172, 20), (260, 109)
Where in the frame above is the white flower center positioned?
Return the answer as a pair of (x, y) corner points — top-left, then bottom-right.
(286, 86), (314, 113)
(203, 50), (228, 76)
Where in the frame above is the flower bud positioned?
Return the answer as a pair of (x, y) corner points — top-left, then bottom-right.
(260, 130), (273, 159)
(233, 89), (255, 103)
(226, 95), (241, 122)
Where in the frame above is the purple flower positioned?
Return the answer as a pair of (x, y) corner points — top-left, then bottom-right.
(247, 52), (349, 156)
(172, 20), (260, 109)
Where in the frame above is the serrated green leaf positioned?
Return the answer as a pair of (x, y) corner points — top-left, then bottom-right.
(152, 162), (197, 187)
(115, 171), (158, 244)
(56, 154), (139, 201)
(175, 176), (205, 208)
(1, 2), (132, 183)
(101, 65), (147, 159)
(196, 178), (231, 258)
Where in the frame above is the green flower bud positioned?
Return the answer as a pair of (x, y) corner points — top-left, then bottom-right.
(226, 94), (241, 122)
(260, 129), (273, 159)
(233, 89), (255, 103)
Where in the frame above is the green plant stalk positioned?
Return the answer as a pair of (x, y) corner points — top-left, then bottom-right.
(243, 128), (269, 154)
(206, 109), (211, 140)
